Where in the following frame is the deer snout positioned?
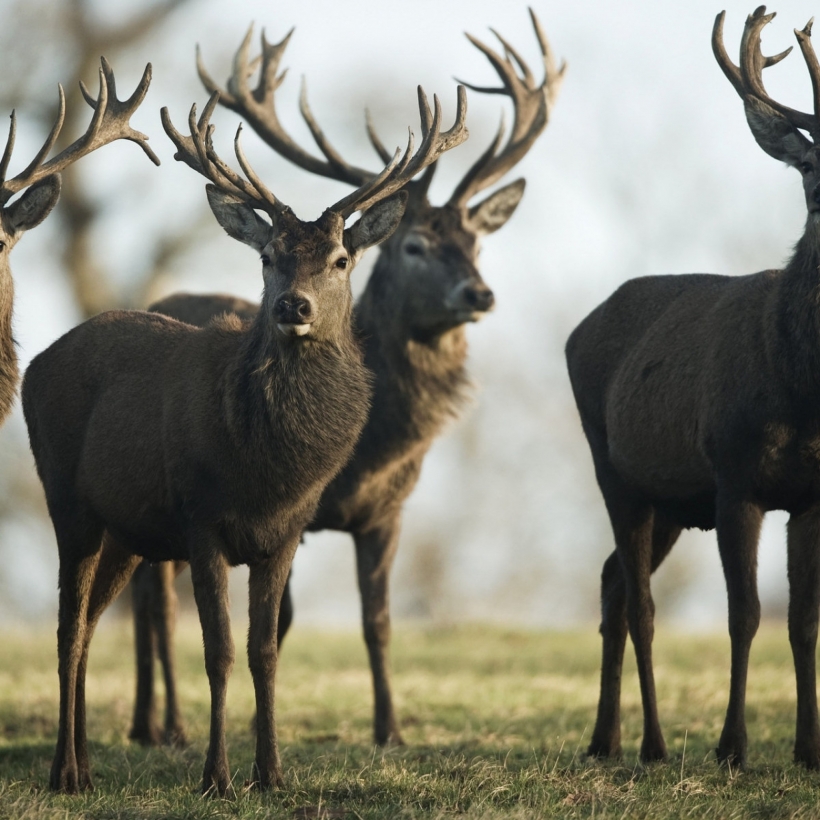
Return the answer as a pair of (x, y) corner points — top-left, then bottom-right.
(445, 280), (495, 322)
(274, 291), (316, 337)
(462, 283), (495, 312)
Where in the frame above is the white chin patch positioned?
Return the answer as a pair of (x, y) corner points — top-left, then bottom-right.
(277, 323), (311, 337)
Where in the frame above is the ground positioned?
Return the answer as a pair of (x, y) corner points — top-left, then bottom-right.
(0, 619), (817, 819)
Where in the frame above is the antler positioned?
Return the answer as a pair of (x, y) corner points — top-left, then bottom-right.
(713, 6), (820, 141)
(197, 26), (372, 187)
(446, 8), (565, 208)
(0, 58), (158, 206)
(197, 26), (469, 216)
(161, 92), (286, 218)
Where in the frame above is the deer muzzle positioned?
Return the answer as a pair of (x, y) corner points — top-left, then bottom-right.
(445, 280), (495, 322)
(274, 291), (316, 337)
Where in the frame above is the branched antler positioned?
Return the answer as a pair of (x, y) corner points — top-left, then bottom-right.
(0, 57), (158, 206)
(713, 6), (820, 141)
(447, 7), (565, 207)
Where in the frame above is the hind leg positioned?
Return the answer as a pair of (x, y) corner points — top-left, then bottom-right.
(589, 511), (680, 759)
(73, 534), (141, 788)
(787, 507), (820, 769)
(129, 561), (161, 746)
(50, 512), (105, 793)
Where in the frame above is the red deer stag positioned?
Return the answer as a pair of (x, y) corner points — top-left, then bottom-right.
(128, 10), (564, 749)
(567, 6), (820, 769)
(0, 59), (158, 427)
(23, 82), (466, 794)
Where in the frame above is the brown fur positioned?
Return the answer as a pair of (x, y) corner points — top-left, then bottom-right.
(566, 31), (820, 769)
(21, 191), (412, 794)
(127, 184), (522, 749)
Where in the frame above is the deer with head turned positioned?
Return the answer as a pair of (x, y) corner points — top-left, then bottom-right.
(0, 60), (158, 427)
(22, 81), (467, 794)
(127, 10), (564, 750)
(567, 6), (820, 769)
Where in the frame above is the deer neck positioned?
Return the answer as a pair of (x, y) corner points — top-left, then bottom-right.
(221, 307), (371, 492)
(777, 217), (820, 397)
(355, 270), (471, 458)
(0, 261), (17, 424)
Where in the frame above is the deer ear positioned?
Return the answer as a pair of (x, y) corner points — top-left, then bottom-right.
(466, 178), (526, 236)
(346, 191), (408, 255)
(6, 174), (61, 234)
(744, 98), (813, 166)
(206, 185), (273, 252)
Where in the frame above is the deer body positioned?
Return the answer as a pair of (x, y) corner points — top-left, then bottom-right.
(567, 7), (820, 768)
(26, 78), (466, 794)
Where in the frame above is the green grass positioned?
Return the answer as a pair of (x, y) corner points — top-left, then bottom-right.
(1, 619), (819, 818)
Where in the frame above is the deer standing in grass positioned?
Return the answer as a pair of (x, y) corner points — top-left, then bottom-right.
(567, 6), (820, 769)
(128, 10), (564, 749)
(23, 73), (467, 793)
(0, 60), (158, 428)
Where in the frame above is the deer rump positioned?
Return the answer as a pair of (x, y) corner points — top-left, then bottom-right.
(566, 266), (820, 526)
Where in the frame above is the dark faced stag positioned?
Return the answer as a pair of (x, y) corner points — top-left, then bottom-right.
(567, 6), (820, 769)
(127, 10), (564, 750)
(0, 59), (158, 426)
(22, 82), (467, 795)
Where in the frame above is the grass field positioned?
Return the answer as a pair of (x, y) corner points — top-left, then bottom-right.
(1, 619), (819, 818)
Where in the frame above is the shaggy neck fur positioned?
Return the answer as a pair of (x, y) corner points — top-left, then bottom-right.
(354, 257), (471, 467)
(220, 301), (372, 498)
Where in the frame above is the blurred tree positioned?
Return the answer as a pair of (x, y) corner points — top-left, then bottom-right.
(0, 0), (203, 318)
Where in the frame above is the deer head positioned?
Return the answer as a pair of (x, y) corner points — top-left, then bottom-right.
(196, 10), (562, 338)
(714, 6), (820, 215)
(161, 84), (468, 343)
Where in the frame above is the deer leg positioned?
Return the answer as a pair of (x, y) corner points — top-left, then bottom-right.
(589, 516), (681, 758)
(715, 496), (762, 768)
(247, 543), (298, 790)
(154, 561), (187, 746)
(129, 561), (161, 746)
(189, 539), (234, 797)
(277, 572), (294, 649)
(50, 514), (104, 794)
(75, 534), (140, 788)
(353, 517), (403, 746)
(787, 508), (820, 769)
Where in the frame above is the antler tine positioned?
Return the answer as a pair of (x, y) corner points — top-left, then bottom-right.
(199, 25), (373, 187)
(794, 19), (820, 129)
(2, 58), (158, 203)
(449, 10), (561, 208)
(0, 112), (17, 189)
(162, 93), (284, 217)
(298, 79), (371, 184)
(365, 108), (394, 165)
(714, 8), (818, 138)
(332, 85), (468, 219)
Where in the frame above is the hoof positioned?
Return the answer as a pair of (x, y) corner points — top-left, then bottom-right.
(716, 745), (746, 770)
(164, 726), (188, 748)
(587, 737), (622, 759)
(794, 743), (820, 770)
(129, 724), (162, 747)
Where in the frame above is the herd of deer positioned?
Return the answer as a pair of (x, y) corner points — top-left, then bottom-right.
(1, 1), (820, 798)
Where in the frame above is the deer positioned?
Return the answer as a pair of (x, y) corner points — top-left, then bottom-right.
(22, 75), (467, 794)
(126, 10), (564, 750)
(566, 5), (820, 770)
(0, 59), (158, 428)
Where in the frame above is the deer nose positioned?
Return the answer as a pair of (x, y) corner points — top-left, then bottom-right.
(274, 292), (316, 326)
(462, 283), (495, 312)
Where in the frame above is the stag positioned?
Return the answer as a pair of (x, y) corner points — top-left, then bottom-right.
(0, 60), (158, 427)
(127, 10), (563, 749)
(567, 6), (820, 768)
(23, 82), (467, 794)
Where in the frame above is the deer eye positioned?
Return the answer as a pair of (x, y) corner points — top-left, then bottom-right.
(260, 254), (271, 266)
(404, 242), (424, 256)
(335, 257), (349, 270)
(0, 241), (6, 252)
(800, 162), (814, 175)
